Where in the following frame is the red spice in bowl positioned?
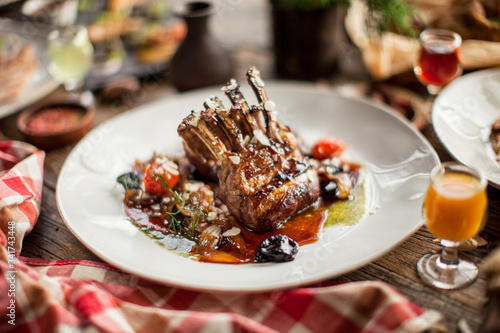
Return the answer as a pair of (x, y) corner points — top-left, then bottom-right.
(24, 105), (86, 135)
(18, 103), (95, 150)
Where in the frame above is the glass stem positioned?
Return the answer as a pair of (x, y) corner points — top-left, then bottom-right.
(439, 239), (460, 266)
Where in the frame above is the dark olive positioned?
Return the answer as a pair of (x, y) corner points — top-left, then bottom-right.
(254, 234), (299, 263)
(117, 171), (144, 190)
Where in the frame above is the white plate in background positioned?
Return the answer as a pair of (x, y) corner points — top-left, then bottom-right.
(0, 19), (59, 118)
(433, 68), (500, 188)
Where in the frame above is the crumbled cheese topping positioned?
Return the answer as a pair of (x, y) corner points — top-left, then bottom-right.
(322, 157), (341, 167)
(229, 155), (241, 165)
(269, 111), (277, 121)
(205, 98), (217, 110)
(155, 156), (168, 164)
(185, 181), (204, 193)
(206, 96), (227, 113)
(248, 67), (260, 78)
(255, 77), (265, 87)
(209, 206), (224, 215)
(203, 225), (221, 239)
(248, 68), (265, 87)
(221, 78), (238, 91)
(264, 100), (276, 112)
(189, 111), (200, 127)
(155, 157), (179, 176)
(222, 227), (241, 237)
(253, 129), (271, 146)
(307, 170), (316, 182)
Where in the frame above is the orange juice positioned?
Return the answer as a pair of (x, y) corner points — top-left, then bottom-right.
(425, 172), (487, 241)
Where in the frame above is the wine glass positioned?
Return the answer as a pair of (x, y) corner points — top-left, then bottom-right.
(417, 162), (488, 289)
(414, 29), (462, 95)
(47, 25), (94, 92)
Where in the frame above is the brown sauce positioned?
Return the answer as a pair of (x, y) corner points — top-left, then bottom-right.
(125, 199), (330, 264)
(123, 180), (365, 264)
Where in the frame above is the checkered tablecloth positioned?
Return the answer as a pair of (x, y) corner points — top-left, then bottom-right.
(0, 140), (441, 332)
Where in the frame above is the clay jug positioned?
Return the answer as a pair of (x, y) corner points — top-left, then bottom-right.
(170, 2), (234, 92)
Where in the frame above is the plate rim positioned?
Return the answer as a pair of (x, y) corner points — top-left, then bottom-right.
(56, 82), (440, 292)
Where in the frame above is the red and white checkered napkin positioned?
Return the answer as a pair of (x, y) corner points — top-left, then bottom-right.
(3, 258), (442, 333)
(0, 140), (442, 333)
(0, 141), (44, 252)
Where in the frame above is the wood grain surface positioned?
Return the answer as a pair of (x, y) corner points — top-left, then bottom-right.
(1, 1), (499, 331)
(1, 79), (497, 332)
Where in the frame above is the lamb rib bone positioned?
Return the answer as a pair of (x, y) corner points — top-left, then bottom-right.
(178, 67), (320, 231)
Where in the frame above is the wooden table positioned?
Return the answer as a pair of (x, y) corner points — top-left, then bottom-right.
(1, 1), (499, 331)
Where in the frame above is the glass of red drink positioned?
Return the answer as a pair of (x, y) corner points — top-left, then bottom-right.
(414, 29), (462, 95)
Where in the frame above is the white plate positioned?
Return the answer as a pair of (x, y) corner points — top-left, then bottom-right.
(56, 83), (439, 292)
(0, 19), (59, 119)
(432, 68), (500, 188)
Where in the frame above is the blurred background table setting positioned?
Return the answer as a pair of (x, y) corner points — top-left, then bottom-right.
(1, 0), (500, 332)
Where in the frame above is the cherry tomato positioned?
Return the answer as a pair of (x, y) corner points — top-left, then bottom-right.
(144, 161), (179, 195)
(311, 137), (347, 160)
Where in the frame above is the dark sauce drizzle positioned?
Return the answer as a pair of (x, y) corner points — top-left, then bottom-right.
(122, 161), (364, 264)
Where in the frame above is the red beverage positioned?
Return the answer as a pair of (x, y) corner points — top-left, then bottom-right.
(416, 47), (461, 86)
(414, 29), (462, 94)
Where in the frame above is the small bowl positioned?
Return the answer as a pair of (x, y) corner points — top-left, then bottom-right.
(17, 91), (95, 150)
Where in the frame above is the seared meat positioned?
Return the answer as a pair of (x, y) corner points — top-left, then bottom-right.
(177, 67), (320, 231)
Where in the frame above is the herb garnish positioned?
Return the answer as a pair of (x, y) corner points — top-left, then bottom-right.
(116, 171), (143, 190)
(155, 172), (207, 241)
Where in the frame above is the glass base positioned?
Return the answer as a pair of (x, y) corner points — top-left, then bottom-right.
(417, 252), (478, 290)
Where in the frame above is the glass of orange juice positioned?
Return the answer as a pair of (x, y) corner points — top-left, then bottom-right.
(417, 162), (487, 289)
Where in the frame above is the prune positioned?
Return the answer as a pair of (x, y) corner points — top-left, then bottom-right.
(254, 234), (299, 263)
(117, 171), (144, 190)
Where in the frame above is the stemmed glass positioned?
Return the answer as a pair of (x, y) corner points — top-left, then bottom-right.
(414, 29), (462, 95)
(417, 162), (488, 289)
(47, 25), (94, 92)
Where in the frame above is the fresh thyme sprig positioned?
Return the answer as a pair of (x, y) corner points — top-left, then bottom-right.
(162, 189), (205, 241)
(153, 171), (207, 241)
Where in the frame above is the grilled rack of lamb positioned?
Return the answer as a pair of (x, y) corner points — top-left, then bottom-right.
(178, 67), (320, 231)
